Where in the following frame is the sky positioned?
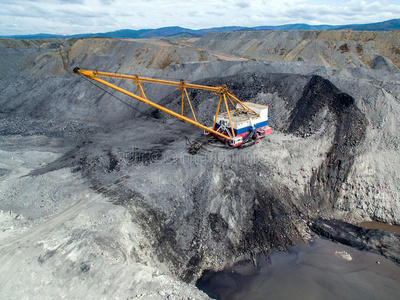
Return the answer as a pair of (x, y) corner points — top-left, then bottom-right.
(1, 0), (400, 36)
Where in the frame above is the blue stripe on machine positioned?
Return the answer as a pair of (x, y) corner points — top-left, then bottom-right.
(215, 120), (268, 135)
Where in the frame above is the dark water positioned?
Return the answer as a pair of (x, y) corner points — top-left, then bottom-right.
(196, 239), (400, 300)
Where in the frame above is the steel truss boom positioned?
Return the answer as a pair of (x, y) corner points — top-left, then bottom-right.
(73, 68), (258, 140)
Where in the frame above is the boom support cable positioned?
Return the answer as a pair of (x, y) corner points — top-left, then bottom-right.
(80, 75), (152, 118)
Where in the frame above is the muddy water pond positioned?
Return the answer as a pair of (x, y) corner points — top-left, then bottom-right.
(358, 221), (400, 235)
(196, 239), (400, 300)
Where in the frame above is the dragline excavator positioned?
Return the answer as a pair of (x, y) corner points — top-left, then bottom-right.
(73, 67), (272, 147)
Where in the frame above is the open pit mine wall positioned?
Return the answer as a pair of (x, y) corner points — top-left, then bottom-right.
(194, 30), (400, 71)
(1, 31), (400, 281)
(1, 29), (399, 80)
(0, 37), (226, 124)
(1, 32), (400, 226)
(0, 29), (399, 124)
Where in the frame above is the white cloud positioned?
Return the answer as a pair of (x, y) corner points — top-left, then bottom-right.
(235, 1), (251, 8)
(0, 0), (399, 35)
(283, 0), (400, 25)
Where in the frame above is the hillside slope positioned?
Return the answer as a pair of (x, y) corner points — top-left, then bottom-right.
(2, 18), (399, 39)
(193, 30), (400, 70)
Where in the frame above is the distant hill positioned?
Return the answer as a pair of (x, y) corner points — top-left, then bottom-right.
(254, 19), (400, 31)
(337, 18), (400, 31)
(2, 33), (66, 39)
(253, 24), (336, 31)
(2, 18), (399, 40)
(73, 26), (248, 39)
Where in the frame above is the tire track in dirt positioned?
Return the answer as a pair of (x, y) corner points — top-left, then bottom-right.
(0, 194), (103, 292)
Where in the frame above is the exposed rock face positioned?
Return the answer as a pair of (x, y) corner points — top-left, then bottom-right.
(1, 34), (400, 297)
(193, 30), (400, 69)
(68, 38), (219, 71)
(289, 76), (367, 214)
(370, 55), (400, 72)
(310, 218), (400, 264)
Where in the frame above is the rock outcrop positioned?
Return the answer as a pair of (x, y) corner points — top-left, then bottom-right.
(193, 30), (400, 69)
